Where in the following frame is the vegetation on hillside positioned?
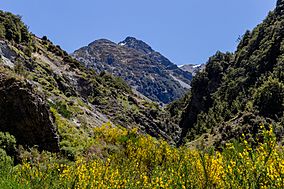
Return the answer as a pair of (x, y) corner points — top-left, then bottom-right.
(178, 4), (284, 146)
(0, 11), (30, 44)
(1, 125), (284, 188)
(0, 9), (179, 164)
(0, 1), (284, 188)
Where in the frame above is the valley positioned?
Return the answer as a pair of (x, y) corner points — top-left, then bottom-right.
(0, 1), (283, 188)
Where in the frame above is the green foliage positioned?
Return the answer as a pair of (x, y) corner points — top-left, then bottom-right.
(166, 92), (191, 123)
(50, 100), (72, 119)
(98, 71), (132, 94)
(0, 147), (13, 165)
(0, 24), (5, 39)
(0, 11), (31, 44)
(0, 148), (13, 179)
(47, 44), (68, 57)
(254, 77), (284, 118)
(50, 107), (94, 160)
(0, 132), (16, 157)
(0, 125), (283, 188)
(179, 6), (284, 144)
(179, 52), (232, 142)
(14, 60), (27, 77)
(63, 55), (81, 69)
(41, 35), (48, 41)
(0, 133), (15, 183)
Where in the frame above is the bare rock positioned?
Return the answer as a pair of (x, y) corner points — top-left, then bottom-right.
(0, 73), (60, 152)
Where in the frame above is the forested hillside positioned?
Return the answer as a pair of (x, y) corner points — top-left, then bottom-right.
(178, 0), (284, 147)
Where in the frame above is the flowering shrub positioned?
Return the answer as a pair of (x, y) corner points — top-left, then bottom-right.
(1, 125), (284, 188)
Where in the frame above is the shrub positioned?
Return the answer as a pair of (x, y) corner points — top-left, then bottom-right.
(1, 124), (282, 189)
(254, 77), (284, 119)
(0, 24), (5, 39)
(42, 36), (48, 41)
(0, 132), (16, 156)
(0, 148), (13, 166)
(0, 11), (31, 44)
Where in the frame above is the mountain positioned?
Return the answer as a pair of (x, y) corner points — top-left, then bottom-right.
(72, 37), (192, 104)
(2, 2), (284, 188)
(179, 64), (206, 76)
(177, 0), (284, 147)
(0, 11), (181, 161)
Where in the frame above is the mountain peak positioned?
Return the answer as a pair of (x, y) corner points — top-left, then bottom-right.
(73, 36), (193, 104)
(88, 39), (116, 47)
(118, 36), (153, 54)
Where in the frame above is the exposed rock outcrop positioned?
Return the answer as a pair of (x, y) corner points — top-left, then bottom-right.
(0, 73), (60, 152)
(179, 64), (206, 76)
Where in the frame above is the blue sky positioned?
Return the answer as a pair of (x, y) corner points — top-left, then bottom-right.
(0, 0), (276, 65)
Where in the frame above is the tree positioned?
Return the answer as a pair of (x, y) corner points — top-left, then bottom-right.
(254, 77), (284, 119)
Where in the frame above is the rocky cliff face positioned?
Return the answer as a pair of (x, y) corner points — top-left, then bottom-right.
(72, 37), (192, 104)
(0, 73), (60, 152)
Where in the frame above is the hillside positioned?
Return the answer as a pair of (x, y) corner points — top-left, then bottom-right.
(0, 11), (181, 162)
(72, 37), (192, 104)
(178, 0), (284, 147)
(1, 1), (284, 188)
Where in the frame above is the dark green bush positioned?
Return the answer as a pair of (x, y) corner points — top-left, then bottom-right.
(0, 11), (31, 44)
(0, 148), (13, 169)
(50, 100), (72, 119)
(0, 132), (16, 156)
(254, 78), (284, 119)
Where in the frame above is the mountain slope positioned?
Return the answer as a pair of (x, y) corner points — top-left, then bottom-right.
(178, 1), (284, 146)
(179, 64), (206, 76)
(0, 11), (181, 161)
(72, 37), (192, 104)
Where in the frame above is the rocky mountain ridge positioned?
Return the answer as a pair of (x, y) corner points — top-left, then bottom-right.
(179, 64), (206, 76)
(72, 37), (192, 104)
